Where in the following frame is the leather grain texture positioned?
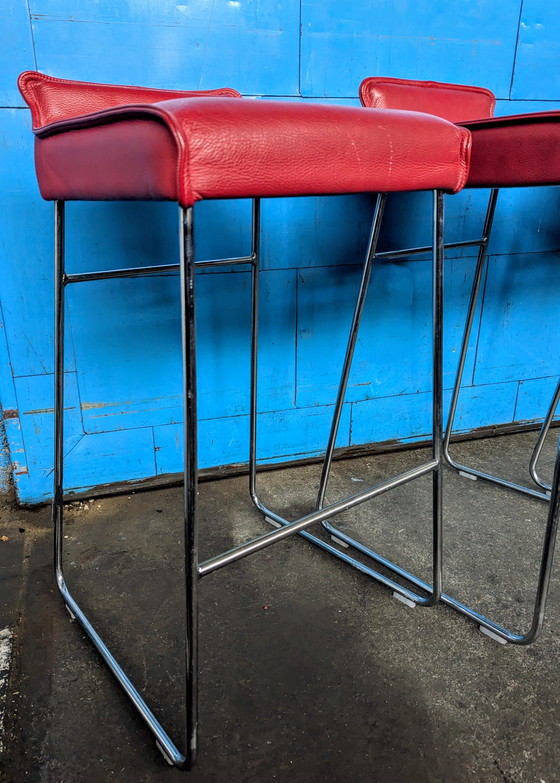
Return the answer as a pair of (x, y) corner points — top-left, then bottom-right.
(18, 70), (241, 129)
(360, 77), (495, 123)
(20, 74), (472, 205)
(359, 76), (560, 188)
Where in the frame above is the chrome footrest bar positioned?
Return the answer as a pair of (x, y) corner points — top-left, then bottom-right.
(255, 497), (437, 606)
(248, 192), (445, 608)
(65, 255), (254, 285)
(376, 236), (485, 260)
(201, 459), (437, 579)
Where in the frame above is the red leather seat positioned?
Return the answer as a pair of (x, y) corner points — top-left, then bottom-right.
(462, 112), (560, 187)
(19, 71), (471, 205)
(355, 74), (560, 648)
(360, 75), (560, 188)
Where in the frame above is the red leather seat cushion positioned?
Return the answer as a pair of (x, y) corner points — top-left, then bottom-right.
(461, 113), (560, 188)
(20, 74), (471, 205)
(359, 75), (560, 189)
(360, 77), (496, 123)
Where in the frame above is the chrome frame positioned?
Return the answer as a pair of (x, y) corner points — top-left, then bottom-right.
(53, 199), (265, 768)
(283, 187), (560, 644)
(53, 192), (447, 767)
(530, 378), (560, 492)
(250, 191), (444, 607)
(441, 188), (555, 501)
(52, 183), (560, 771)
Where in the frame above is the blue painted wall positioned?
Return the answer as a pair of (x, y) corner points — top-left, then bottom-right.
(1, 1), (559, 503)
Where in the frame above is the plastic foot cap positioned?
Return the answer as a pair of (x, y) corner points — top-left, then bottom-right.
(156, 742), (174, 766)
(479, 625), (507, 644)
(65, 604), (76, 621)
(330, 535), (349, 548)
(264, 516), (282, 528)
(392, 592), (416, 609)
(459, 471), (478, 481)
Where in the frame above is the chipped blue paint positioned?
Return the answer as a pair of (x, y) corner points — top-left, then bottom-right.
(0, 1), (559, 503)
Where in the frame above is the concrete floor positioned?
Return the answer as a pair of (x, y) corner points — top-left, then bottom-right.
(0, 431), (559, 782)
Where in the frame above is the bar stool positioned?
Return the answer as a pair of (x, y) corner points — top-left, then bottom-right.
(306, 76), (560, 645)
(360, 77), (559, 502)
(18, 70), (471, 768)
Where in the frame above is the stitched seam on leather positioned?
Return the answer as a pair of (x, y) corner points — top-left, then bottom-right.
(461, 112), (560, 130)
(34, 104), (186, 203)
(33, 107), (173, 136)
(454, 127), (472, 193)
(17, 72), (43, 126)
(152, 107), (194, 206)
(108, 104), (193, 205)
(360, 76), (495, 102)
(359, 77), (495, 119)
(18, 70), (241, 130)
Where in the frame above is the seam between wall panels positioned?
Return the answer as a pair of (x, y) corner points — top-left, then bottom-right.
(297, 0), (303, 97)
(512, 379), (522, 422)
(509, 0), (525, 99)
(24, 0), (38, 70)
(0, 300), (27, 482)
(0, 303), (18, 414)
(151, 426), (158, 476)
(294, 268), (300, 407)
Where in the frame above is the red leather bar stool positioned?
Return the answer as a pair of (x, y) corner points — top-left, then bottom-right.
(18, 70), (471, 768)
(360, 77), (560, 502)
(309, 76), (560, 646)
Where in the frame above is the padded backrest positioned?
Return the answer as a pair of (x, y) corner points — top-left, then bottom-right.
(360, 77), (495, 123)
(18, 71), (241, 130)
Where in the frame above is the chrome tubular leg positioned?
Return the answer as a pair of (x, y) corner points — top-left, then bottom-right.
(251, 193), (443, 607)
(52, 202), (195, 768)
(430, 189), (444, 603)
(53, 201), (65, 589)
(316, 193), (387, 509)
(249, 199), (261, 508)
(246, 188), (552, 643)
(180, 205), (200, 768)
(521, 435), (560, 643)
(529, 378), (560, 493)
(443, 188), (498, 464)
(322, 190), (444, 607)
(442, 189), (549, 501)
